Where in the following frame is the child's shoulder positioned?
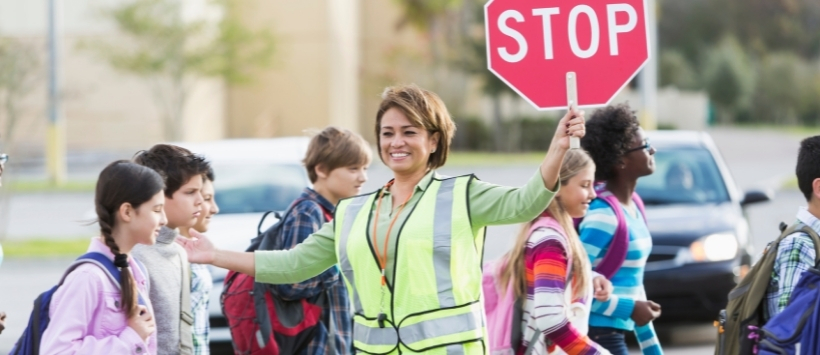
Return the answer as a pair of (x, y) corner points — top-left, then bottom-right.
(589, 198), (614, 210)
(778, 230), (817, 251)
(586, 199), (617, 218)
(61, 262), (111, 291)
(286, 198), (325, 220)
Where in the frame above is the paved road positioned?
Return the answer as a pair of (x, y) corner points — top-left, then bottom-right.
(0, 127), (808, 353)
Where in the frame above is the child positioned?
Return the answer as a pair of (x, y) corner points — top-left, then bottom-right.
(499, 149), (612, 355)
(764, 135), (820, 320)
(132, 144), (210, 355)
(579, 104), (663, 355)
(269, 126), (370, 354)
(179, 167), (219, 354)
(40, 160), (166, 354)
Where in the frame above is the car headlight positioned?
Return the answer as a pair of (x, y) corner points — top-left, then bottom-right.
(689, 233), (738, 262)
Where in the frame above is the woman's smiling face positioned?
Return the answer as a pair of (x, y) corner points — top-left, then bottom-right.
(378, 107), (439, 176)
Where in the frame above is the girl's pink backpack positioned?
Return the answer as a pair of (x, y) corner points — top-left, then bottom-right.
(483, 257), (519, 355)
(483, 217), (562, 355)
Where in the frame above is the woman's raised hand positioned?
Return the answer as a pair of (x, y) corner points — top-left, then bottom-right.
(176, 229), (217, 264)
(551, 107), (586, 151)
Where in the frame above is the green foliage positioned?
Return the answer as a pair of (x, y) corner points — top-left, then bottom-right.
(455, 0), (515, 99)
(659, 0), (820, 62)
(83, 0), (275, 140)
(393, 0), (462, 31)
(751, 53), (820, 125)
(701, 36), (755, 123)
(452, 116), (493, 151)
(659, 50), (699, 90)
(0, 38), (40, 150)
(87, 0), (273, 83)
(658, 0), (820, 126)
(452, 115), (558, 152)
(446, 151), (544, 166)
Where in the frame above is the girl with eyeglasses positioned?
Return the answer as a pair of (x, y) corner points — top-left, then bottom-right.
(577, 104), (663, 355)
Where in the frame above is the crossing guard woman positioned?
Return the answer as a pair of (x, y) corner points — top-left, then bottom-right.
(178, 84), (586, 354)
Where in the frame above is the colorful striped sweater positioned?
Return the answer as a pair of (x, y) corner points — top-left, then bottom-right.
(579, 199), (663, 355)
(519, 224), (609, 355)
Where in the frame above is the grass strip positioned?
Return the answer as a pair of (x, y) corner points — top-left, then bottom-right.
(447, 151), (544, 166)
(6, 180), (97, 193)
(3, 237), (90, 258)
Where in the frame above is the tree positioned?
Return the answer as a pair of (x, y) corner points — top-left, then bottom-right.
(84, 0), (275, 141)
(701, 36), (755, 123)
(659, 50), (699, 90)
(455, 0), (516, 151)
(391, 0), (470, 110)
(0, 37), (40, 152)
(751, 53), (818, 125)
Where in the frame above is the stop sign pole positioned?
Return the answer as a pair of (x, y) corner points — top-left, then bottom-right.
(485, 0), (650, 149)
(566, 72), (579, 149)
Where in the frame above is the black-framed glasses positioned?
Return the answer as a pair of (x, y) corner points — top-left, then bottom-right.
(0, 154), (7, 164)
(626, 139), (652, 154)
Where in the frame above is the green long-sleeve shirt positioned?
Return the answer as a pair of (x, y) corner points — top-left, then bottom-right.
(255, 169), (557, 285)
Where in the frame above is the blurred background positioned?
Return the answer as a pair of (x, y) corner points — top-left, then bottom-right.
(0, 0), (817, 181)
(0, 0), (818, 354)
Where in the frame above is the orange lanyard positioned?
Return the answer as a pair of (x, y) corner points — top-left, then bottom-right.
(371, 180), (414, 286)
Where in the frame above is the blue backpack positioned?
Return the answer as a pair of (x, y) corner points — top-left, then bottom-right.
(757, 266), (820, 355)
(10, 252), (146, 355)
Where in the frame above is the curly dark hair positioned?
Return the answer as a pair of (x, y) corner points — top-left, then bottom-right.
(132, 144), (210, 197)
(580, 103), (641, 182)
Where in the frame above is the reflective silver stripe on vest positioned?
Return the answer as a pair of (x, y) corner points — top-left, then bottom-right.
(433, 178), (456, 308)
(397, 311), (479, 345)
(446, 343), (465, 355)
(340, 195), (370, 314)
(354, 322), (399, 346)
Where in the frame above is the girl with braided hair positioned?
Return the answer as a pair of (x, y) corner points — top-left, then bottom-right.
(41, 160), (167, 354)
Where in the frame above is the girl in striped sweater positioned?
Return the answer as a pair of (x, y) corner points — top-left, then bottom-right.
(578, 104), (663, 355)
(498, 149), (613, 355)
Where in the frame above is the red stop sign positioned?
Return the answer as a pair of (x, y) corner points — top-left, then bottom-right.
(485, 0), (649, 110)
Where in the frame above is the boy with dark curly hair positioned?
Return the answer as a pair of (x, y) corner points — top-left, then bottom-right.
(132, 144), (210, 355)
(763, 135), (820, 321)
(579, 103), (663, 355)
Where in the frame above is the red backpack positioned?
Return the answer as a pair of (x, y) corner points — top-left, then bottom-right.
(221, 199), (332, 355)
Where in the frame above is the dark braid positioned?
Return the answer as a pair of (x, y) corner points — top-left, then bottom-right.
(95, 160), (165, 318)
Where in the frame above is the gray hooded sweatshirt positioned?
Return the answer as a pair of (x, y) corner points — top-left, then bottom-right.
(132, 226), (191, 355)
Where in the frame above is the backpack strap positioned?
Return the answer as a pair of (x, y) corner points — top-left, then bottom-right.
(178, 252), (194, 355)
(593, 190), (628, 280)
(775, 222), (820, 266)
(251, 198), (311, 251)
(65, 252), (147, 306)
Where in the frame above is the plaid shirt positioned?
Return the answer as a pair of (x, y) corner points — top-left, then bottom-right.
(270, 188), (352, 355)
(765, 207), (820, 321)
(190, 262), (213, 355)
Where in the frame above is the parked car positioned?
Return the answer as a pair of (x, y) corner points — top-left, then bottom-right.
(638, 130), (771, 322)
(177, 137), (312, 349)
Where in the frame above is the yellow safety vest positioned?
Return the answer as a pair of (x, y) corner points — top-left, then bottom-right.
(335, 175), (488, 354)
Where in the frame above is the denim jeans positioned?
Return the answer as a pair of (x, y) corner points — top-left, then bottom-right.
(588, 326), (630, 355)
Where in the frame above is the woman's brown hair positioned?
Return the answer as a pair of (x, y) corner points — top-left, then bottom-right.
(95, 160), (165, 317)
(498, 149), (595, 301)
(375, 84), (456, 170)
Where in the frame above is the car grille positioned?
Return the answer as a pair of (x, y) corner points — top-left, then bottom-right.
(210, 315), (229, 328)
(647, 253), (677, 263)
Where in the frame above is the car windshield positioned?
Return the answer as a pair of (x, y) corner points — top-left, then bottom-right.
(636, 147), (730, 205)
(213, 163), (308, 214)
